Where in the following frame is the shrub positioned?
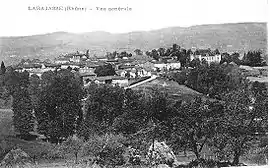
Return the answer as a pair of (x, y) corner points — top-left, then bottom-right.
(60, 135), (84, 163)
(124, 146), (142, 165)
(83, 133), (126, 166)
(147, 140), (177, 167)
(188, 159), (218, 168)
(43, 144), (65, 160)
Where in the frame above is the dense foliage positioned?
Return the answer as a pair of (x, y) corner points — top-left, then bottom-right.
(94, 64), (116, 77)
(0, 43), (267, 167)
(35, 70), (83, 143)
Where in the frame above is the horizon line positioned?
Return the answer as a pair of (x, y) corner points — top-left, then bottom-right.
(0, 21), (267, 38)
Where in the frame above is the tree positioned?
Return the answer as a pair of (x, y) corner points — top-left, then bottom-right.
(12, 71), (34, 139)
(13, 86), (34, 139)
(106, 52), (115, 60)
(0, 61), (6, 75)
(134, 49), (143, 56)
(28, 74), (41, 113)
(170, 70), (188, 85)
(36, 70), (83, 143)
(211, 86), (268, 165)
(157, 48), (166, 57)
(230, 52), (241, 64)
(40, 70), (56, 87)
(172, 44), (180, 52)
(175, 49), (189, 68)
(86, 50), (90, 58)
(113, 89), (144, 135)
(67, 66), (72, 71)
(83, 133), (126, 166)
(220, 52), (241, 65)
(119, 51), (128, 58)
(189, 58), (201, 68)
(242, 51), (264, 66)
(83, 84), (125, 135)
(94, 64), (116, 77)
(165, 48), (172, 56)
(3, 67), (20, 96)
(214, 49), (220, 55)
(145, 51), (151, 56)
(61, 135), (84, 163)
(170, 97), (224, 160)
(112, 51), (118, 58)
(138, 88), (174, 141)
(186, 63), (228, 98)
(150, 49), (159, 61)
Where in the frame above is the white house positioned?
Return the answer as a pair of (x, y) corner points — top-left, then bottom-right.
(55, 57), (70, 64)
(61, 64), (80, 69)
(153, 62), (167, 71)
(79, 67), (95, 74)
(190, 54), (221, 64)
(112, 77), (129, 87)
(166, 60), (181, 70)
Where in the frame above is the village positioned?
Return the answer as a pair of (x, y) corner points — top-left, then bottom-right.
(0, 0), (268, 166)
(13, 49), (223, 87)
(13, 47), (268, 91)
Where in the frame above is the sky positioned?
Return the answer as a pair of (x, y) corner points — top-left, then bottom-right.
(0, 0), (268, 36)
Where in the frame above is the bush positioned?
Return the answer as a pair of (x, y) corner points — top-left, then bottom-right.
(83, 133), (126, 166)
(146, 140), (178, 167)
(125, 136), (149, 160)
(43, 144), (65, 160)
(188, 159), (218, 168)
(124, 146), (142, 165)
(244, 146), (268, 165)
(60, 135), (84, 163)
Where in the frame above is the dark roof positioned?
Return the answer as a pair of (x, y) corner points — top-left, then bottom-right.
(153, 61), (166, 64)
(194, 49), (216, 56)
(106, 59), (119, 63)
(118, 58), (135, 63)
(97, 76), (127, 81)
(60, 62), (83, 66)
(167, 59), (179, 63)
(118, 65), (135, 69)
(80, 72), (97, 77)
(22, 64), (42, 69)
(44, 63), (60, 68)
(85, 76), (127, 81)
(56, 57), (70, 61)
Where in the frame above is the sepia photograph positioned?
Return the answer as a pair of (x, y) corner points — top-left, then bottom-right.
(0, 0), (268, 167)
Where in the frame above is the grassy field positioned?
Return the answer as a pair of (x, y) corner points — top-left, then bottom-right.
(0, 109), (14, 137)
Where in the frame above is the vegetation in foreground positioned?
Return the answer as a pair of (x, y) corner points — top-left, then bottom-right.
(0, 56), (268, 167)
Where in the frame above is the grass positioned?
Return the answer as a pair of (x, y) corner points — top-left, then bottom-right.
(131, 77), (203, 102)
(0, 109), (14, 137)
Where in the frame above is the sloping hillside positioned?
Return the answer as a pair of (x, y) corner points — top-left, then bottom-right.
(0, 22), (267, 65)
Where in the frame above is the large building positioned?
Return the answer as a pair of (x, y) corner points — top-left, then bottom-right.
(190, 54), (221, 64)
(190, 48), (222, 64)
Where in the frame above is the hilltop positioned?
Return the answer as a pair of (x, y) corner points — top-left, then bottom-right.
(0, 22), (267, 65)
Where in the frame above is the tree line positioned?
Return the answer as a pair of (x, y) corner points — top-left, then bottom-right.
(142, 44), (266, 67)
(77, 80), (267, 165)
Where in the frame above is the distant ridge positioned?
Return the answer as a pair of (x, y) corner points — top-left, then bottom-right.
(0, 22), (267, 65)
(1, 22), (266, 38)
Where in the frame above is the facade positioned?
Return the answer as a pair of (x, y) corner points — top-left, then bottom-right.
(190, 54), (221, 64)
(153, 61), (181, 71)
(55, 58), (70, 64)
(166, 61), (181, 70)
(79, 67), (95, 74)
(154, 62), (167, 70)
